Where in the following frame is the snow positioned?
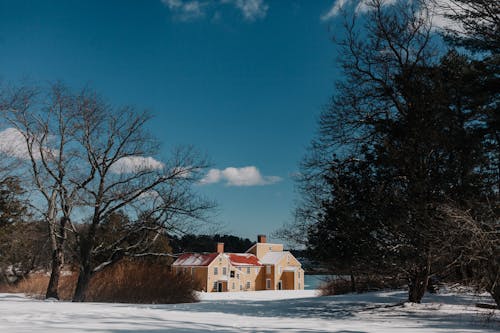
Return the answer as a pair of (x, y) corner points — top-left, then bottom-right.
(0, 289), (498, 332)
(260, 251), (287, 265)
(173, 253), (218, 266)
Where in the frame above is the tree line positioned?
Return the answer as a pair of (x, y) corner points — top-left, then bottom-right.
(0, 84), (215, 301)
(283, 0), (499, 306)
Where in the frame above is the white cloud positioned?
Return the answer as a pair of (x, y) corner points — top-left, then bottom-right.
(161, 0), (268, 22)
(0, 128), (30, 159)
(162, 0), (183, 9)
(321, 0), (399, 20)
(200, 168), (222, 184)
(321, 0), (462, 31)
(110, 156), (165, 174)
(138, 189), (161, 201)
(225, 0), (269, 21)
(161, 0), (206, 21)
(200, 166), (282, 186)
(0, 127), (56, 160)
(426, 0), (465, 31)
(321, 0), (350, 21)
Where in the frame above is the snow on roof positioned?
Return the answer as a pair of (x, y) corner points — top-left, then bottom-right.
(172, 253), (219, 266)
(260, 251), (290, 265)
(227, 253), (262, 266)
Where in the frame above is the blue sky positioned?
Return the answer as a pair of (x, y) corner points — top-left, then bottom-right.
(0, 0), (345, 241)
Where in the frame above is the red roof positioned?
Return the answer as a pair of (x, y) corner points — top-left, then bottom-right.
(172, 253), (218, 266)
(228, 253), (262, 266)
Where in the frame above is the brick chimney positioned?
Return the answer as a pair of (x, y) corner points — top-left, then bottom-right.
(257, 234), (267, 243)
(216, 242), (224, 253)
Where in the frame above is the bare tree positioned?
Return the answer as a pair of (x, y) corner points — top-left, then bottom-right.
(437, 205), (500, 307)
(2, 83), (214, 301)
(0, 83), (85, 299)
(67, 96), (213, 302)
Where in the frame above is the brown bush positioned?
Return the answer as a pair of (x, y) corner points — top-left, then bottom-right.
(86, 258), (199, 304)
(320, 275), (406, 296)
(2, 258), (198, 304)
(1, 272), (77, 300)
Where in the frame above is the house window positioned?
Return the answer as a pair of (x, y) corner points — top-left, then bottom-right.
(232, 282), (235, 290)
(266, 265), (271, 274)
(266, 279), (271, 289)
(214, 267), (218, 275)
(230, 271), (235, 278)
(299, 283), (301, 289)
(255, 267), (260, 274)
(213, 282), (217, 290)
(246, 267), (250, 274)
(246, 281), (250, 289)
(222, 267), (227, 275)
(240, 285), (243, 291)
(236, 273), (240, 279)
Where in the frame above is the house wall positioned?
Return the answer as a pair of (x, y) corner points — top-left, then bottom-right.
(207, 254), (230, 292)
(282, 271), (295, 290)
(254, 243), (283, 259)
(261, 264), (275, 290)
(248, 243), (284, 260)
(232, 265), (262, 291)
(274, 252), (304, 290)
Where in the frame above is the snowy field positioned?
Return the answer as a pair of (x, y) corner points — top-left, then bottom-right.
(0, 288), (498, 332)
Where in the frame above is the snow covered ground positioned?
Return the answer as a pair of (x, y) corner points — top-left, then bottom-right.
(0, 288), (498, 332)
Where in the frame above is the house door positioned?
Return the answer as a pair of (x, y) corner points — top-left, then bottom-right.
(217, 282), (223, 292)
(277, 281), (282, 290)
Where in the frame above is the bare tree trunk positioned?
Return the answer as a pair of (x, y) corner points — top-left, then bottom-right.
(491, 286), (500, 308)
(72, 263), (92, 302)
(408, 271), (428, 303)
(45, 248), (63, 299)
(45, 217), (67, 299)
(487, 259), (500, 308)
(408, 257), (431, 303)
(350, 271), (356, 293)
(44, 192), (62, 299)
(72, 224), (96, 302)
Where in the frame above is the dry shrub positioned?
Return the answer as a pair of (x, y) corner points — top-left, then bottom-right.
(2, 258), (198, 304)
(0, 276), (15, 293)
(320, 275), (406, 296)
(85, 258), (199, 304)
(2, 272), (77, 300)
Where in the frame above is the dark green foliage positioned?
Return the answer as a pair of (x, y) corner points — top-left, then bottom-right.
(294, 0), (498, 304)
(0, 178), (49, 283)
(0, 177), (27, 226)
(170, 234), (254, 253)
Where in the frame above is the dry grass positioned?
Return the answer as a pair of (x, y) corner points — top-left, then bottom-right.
(86, 258), (199, 304)
(0, 272), (77, 300)
(0, 258), (198, 304)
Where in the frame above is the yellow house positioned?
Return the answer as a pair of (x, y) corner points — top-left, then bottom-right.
(172, 235), (305, 292)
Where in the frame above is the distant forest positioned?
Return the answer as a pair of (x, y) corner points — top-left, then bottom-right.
(169, 234), (254, 253)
